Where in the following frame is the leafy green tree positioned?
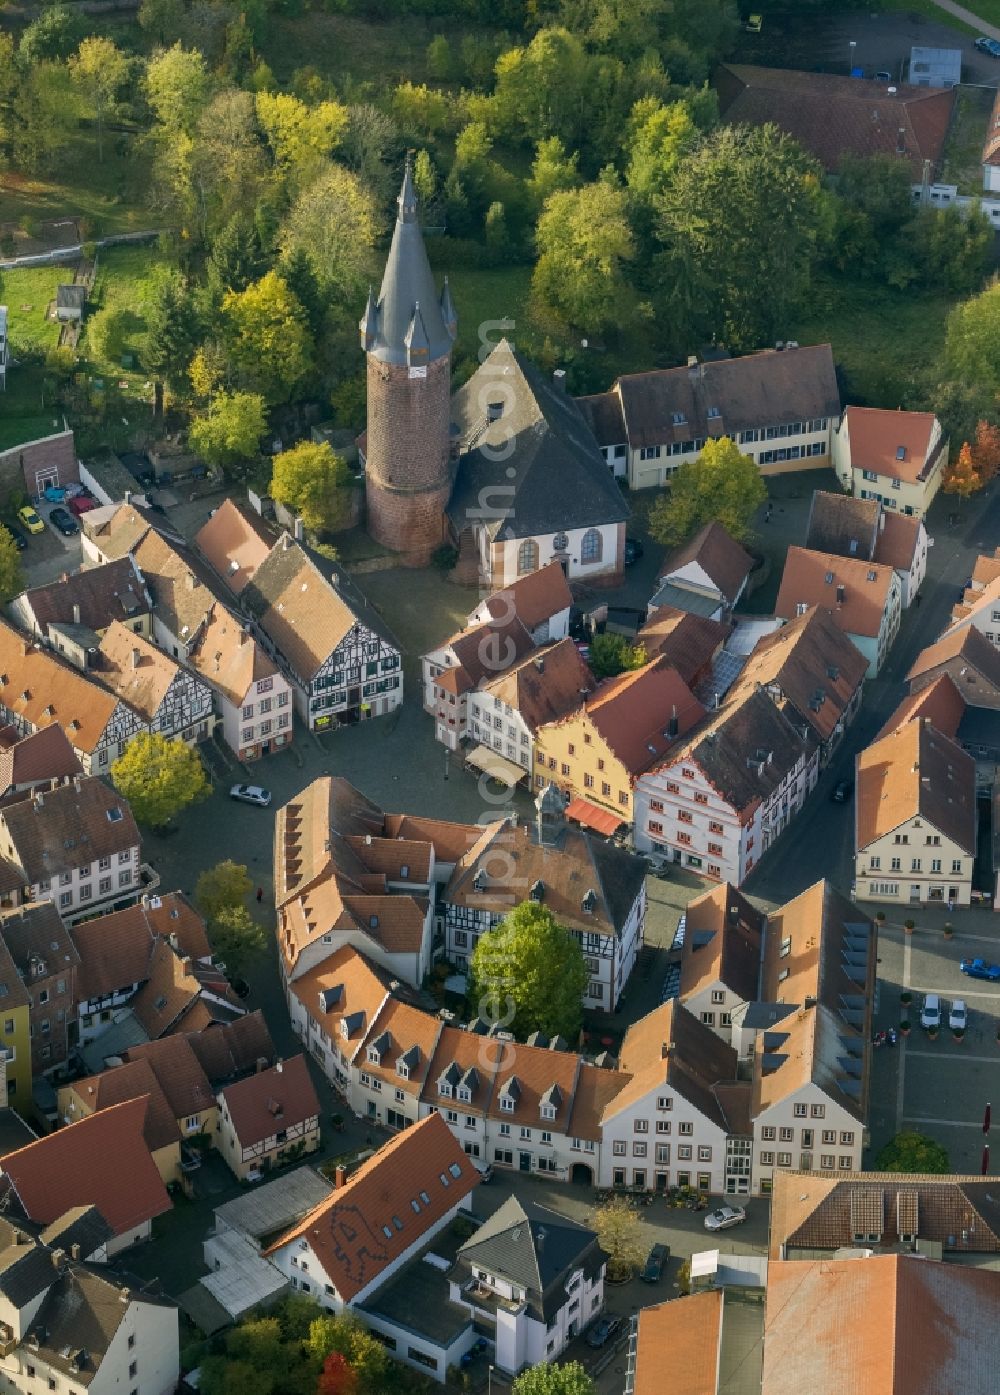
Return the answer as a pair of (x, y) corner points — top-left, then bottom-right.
(279, 165), (377, 305)
(588, 632), (646, 679)
(110, 732), (210, 828)
(306, 1315), (390, 1395)
(69, 37), (131, 162)
(532, 179), (635, 334)
(195, 859), (252, 921)
(412, 148), (437, 207)
(426, 35), (452, 81)
(908, 204), (993, 296)
(0, 528), (24, 603)
(280, 245), (327, 340)
(875, 1131), (949, 1173)
(469, 900), (589, 1042)
(942, 440), (983, 505)
(527, 136), (579, 209)
(222, 271), (314, 404)
(189, 390), (266, 470)
(143, 272), (201, 392)
(208, 213), (268, 297)
(593, 1194), (647, 1280)
(492, 28), (591, 149)
(340, 104), (402, 211)
(625, 97), (698, 234)
(18, 6), (81, 65)
(270, 440), (352, 533)
(512, 1366), (594, 1395)
(945, 278), (1000, 391)
(649, 436), (766, 547)
(656, 124), (825, 352)
(390, 81), (450, 139)
(255, 91), (349, 190)
(144, 43), (210, 139)
(138, 0), (184, 44)
(209, 905), (267, 976)
(12, 61), (78, 173)
(188, 88), (267, 241)
(484, 200), (513, 262)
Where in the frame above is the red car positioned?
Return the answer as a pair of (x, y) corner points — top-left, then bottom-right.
(68, 495), (97, 517)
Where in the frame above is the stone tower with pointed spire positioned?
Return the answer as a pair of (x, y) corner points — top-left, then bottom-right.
(360, 158), (457, 565)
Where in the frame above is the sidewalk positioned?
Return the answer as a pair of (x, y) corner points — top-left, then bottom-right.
(929, 0), (1000, 39)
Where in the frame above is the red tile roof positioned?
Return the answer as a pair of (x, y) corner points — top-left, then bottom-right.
(582, 657), (705, 777)
(843, 406), (941, 485)
(266, 1112), (478, 1301)
(1, 1097), (171, 1236)
(219, 1054), (320, 1147)
(775, 546), (896, 641)
(876, 674), (965, 741)
(478, 562), (573, 632)
(659, 521), (753, 604)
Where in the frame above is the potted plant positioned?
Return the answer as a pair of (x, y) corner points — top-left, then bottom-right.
(953, 1028), (965, 1042)
(899, 1019), (911, 1037)
(900, 990), (912, 1007)
(943, 922), (954, 939)
(904, 918), (915, 935)
(928, 1024), (939, 1040)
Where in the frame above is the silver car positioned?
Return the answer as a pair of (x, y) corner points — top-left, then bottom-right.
(704, 1205), (747, 1232)
(229, 783), (272, 808)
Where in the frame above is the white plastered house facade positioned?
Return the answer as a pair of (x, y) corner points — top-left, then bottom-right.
(599, 1082), (729, 1196)
(487, 523), (625, 590)
(752, 1085), (864, 1196)
(467, 688), (534, 775)
(634, 745), (818, 887)
(466, 595), (570, 646)
(855, 813), (974, 907)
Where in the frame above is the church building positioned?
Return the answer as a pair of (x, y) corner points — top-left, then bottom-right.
(360, 161), (628, 585)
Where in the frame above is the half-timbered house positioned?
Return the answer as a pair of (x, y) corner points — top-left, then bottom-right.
(93, 622), (215, 744)
(215, 1054), (321, 1180)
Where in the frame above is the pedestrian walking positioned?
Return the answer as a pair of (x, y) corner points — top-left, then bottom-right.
(256, 886), (263, 904)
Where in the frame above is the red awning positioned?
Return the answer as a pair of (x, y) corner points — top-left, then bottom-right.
(565, 798), (624, 837)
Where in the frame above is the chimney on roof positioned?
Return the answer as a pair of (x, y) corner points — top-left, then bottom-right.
(335, 1165), (347, 1188)
(276, 1059), (283, 1073)
(836, 585), (846, 605)
(50, 1249), (67, 1272)
(661, 1041), (673, 1059)
(668, 705), (678, 740)
(804, 995), (817, 1009)
(256, 1056), (269, 1073)
(534, 656), (544, 675)
(72, 603), (81, 625)
(186, 572), (196, 591)
(181, 956), (192, 974)
(33, 791), (43, 809)
(73, 775), (80, 793)
(897, 126), (906, 155)
(70, 1243), (81, 1261)
(131, 648), (141, 669)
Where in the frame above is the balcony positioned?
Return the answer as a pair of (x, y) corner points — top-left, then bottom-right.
(462, 1279), (522, 1315)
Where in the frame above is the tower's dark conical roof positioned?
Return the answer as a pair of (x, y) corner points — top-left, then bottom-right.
(361, 159), (455, 368)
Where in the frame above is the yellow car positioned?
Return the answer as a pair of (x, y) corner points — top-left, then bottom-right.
(747, 13), (763, 31)
(18, 505), (44, 535)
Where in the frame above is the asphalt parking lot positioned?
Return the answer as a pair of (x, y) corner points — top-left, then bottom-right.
(869, 907), (1000, 1172)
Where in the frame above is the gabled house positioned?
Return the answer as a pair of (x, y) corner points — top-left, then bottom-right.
(0, 776), (141, 921)
(447, 339), (629, 588)
(241, 537), (403, 729)
(443, 785), (647, 1011)
(349, 994), (443, 1137)
(216, 1054), (321, 1180)
(751, 881), (875, 1195)
(57, 1056), (185, 1185)
(627, 1293), (728, 1395)
(0, 1213), (178, 1395)
(650, 521), (754, 619)
(194, 496), (277, 595)
(947, 573), (1000, 651)
(634, 685), (815, 885)
(130, 527), (224, 659)
(8, 555), (153, 652)
(449, 1197), (605, 1374)
(0, 936), (33, 1112)
(0, 724), (82, 797)
(422, 612), (535, 754)
(774, 546), (902, 677)
(287, 944), (393, 1094)
(725, 605), (867, 765)
(833, 405), (949, 518)
(855, 717), (976, 905)
(467, 639), (595, 780)
(601, 1000), (746, 1197)
(465, 562), (574, 645)
(187, 604), (294, 761)
(533, 657), (705, 833)
(0, 1097), (172, 1254)
(908, 624), (1000, 710)
(805, 489), (929, 606)
(636, 608), (730, 689)
(91, 622), (215, 745)
(581, 343), (839, 491)
(0, 901), (80, 1075)
(679, 883), (763, 1046)
(264, 1112), (479, 1314)
(0, 621), (145, 773)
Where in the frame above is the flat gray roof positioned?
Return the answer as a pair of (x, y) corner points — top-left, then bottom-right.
(214, 1166), (333, 1243)
(358, 1219), (475, 1347)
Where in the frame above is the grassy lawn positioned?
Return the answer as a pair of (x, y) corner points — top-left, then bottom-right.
(0, 265), (66, 450)
(85, 242), (173, 375)
(0, 133), (156, 237)
(942, 86), (997, 194)
(267, 12), (500, 85)
(881, 0), (978, 32)
(790, 278), (955, 408)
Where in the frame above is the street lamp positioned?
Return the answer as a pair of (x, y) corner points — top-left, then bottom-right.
(848, 40), (857, 74)
(488, 1365), (495, 1395)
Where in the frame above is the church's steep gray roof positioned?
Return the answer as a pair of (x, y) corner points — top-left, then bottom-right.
(360, 161), (455, 368)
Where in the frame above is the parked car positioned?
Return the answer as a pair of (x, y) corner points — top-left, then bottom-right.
(949, 999), (967, 1031)
(746, 13), (762, 32)
(920, 993), (941, 1030)
(831, 779), (853, 803)
(476, 1163), (494, 1184)
(229, 784), (272, 808)
(585, 1315), (623, 1349)
(641, 1243), (669, 1283)
(704, 1205), (747, 1232)
(3, 523), (27, 551)
(874, 70), (892, 81)
(49, 507), (79, 536)
(623, 537), (644, 566)
(961, 957), (1000, 981)
(18, 505), (44, 535)
(976, 36), (1000, 56)
(68, 495), (97, 517)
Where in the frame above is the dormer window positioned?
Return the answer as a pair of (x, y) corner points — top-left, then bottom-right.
(400, 864), (409, 879)
(896, 446), (906, 461)
(500, 1094), (515, 1113)
(457, 1086), (471, 1103)
(541, 1104), (556, 1121)
(397, 1062), (409, 1079)
(438, 1081), (453, 1098)
(368, 1046), (380, 1063)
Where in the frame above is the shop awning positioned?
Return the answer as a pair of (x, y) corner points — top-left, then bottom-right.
(464, 744), (526, 787)
(565, 798), (624, 836)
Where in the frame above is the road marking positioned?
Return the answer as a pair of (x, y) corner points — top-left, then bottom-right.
(903, 1116), (991, 1130)
(905, 1050), (1000, 1064)
(905, 985), (1000, 1001)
